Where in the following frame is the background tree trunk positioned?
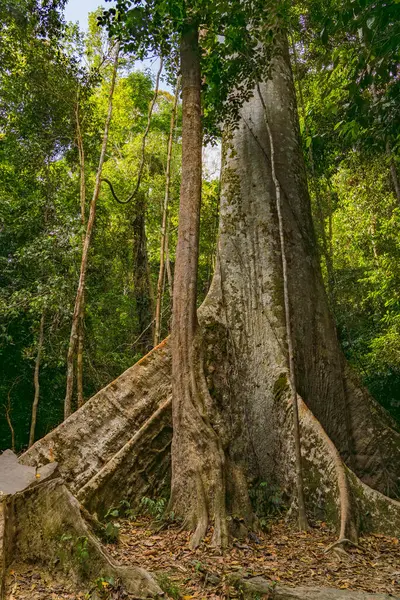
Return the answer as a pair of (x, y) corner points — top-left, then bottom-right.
(76, 101), (86, 409)
(133, 191), (154, 353)
(64, 41), (120, 419)
(386, 139), (400, 207)
(154, 76), (180, 347)
(28, 311), (45, 448)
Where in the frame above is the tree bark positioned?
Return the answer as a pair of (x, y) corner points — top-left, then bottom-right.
(4, 382), (17, 453)
(257, 83), (308, 531)
(28, 310), (45, 448)
(64, 41), (120, 420)
(200, 38), (400, 505)
(154, 76), (180, 347)
(169, 25), (232, 549)
(76, 100), (86, 409)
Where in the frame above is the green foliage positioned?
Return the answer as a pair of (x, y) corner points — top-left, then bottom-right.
(101, 0), (286, 141)
(102, 499), (139, 542)
(249, 481), (286, 522)
(1, 0), (400, 455)
(140, 496), (168, 520)
(290, 0), (400, 423)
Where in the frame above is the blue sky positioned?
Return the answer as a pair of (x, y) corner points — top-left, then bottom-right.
(64, 0), (108, 30)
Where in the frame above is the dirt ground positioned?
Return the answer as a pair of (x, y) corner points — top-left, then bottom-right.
(5, 518), (400, 599)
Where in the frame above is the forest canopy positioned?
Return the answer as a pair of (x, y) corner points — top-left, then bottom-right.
(1, 0), (398, 451)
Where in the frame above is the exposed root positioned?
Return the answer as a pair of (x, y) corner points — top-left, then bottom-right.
(299, 398), (358, 542)
(170, 331), (231, 550)
(77, 397), (172, 517)
(324, 538), (363, 554)
(20, 339), (172, 495)
(299, 397), (400, 540)
(189, 476), (209, 549)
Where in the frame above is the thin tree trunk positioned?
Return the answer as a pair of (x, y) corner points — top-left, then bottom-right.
(5, 380), (18, 452)
(77, 295), (85, 408)
(257, 83), (309, 531)
(165, 224), (173, 301)
(64, 41), (120, 420)
(133, 191), (154, 353)
(5, 404), (15, 452)
(154, 76), (181, 346)
(386, 139), (400, 207)
(76, 100), (86, 409)
(29, 311), (45, 447)
(169, 25), (232, 549)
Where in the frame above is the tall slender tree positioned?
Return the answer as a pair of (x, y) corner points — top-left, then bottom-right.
(154, 76), (181, 347)
(64, 41), (120, 419)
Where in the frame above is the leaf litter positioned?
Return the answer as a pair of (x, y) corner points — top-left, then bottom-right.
(5, 519), (400, 599)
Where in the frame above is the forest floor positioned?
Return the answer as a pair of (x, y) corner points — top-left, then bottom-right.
(5, 518), (400, 599)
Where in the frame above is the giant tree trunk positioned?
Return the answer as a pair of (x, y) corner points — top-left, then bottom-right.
(198, 38), (400, 521)
(19, 37), (400, 553)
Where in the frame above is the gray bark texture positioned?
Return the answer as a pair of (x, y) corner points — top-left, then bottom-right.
(199, 41), (400, 511)
(21, 340), (172, 516)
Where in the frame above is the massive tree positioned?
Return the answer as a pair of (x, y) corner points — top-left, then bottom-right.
(21, 31), (400, 555)
(8, 12), (399, 599)
(194, 38), (400, 537)
(166, 30), (400, 544)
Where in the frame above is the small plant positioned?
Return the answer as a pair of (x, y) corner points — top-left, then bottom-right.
(104, 499), (136, 523)
(249, 480), (285, 522)
(194, 560), (203, 573)
(58, 533), (90, 570)
(104, 520), (120, 542)
(140, 496), (167, 520)
(75, 536), (90, 563)
(88, 576), (116, 599)
(102, 499), (138, 543)
(156, 572), (183, 599)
